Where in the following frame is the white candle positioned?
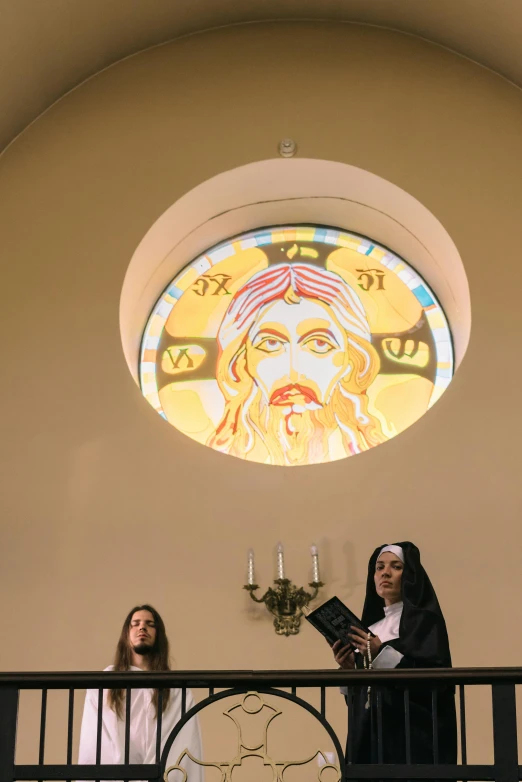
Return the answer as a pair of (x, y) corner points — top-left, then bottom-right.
(310, 544), (320, 583)
(247, 549), (255, 585)
(276, 542), (285, 580)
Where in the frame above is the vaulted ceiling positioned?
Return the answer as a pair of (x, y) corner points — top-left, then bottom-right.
(2, 0), (521, 154)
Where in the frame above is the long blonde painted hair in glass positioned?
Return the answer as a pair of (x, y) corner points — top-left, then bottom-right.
(208, 264), (386, 465)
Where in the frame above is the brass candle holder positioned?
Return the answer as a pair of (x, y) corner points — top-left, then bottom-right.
(244, 578), (324, 636)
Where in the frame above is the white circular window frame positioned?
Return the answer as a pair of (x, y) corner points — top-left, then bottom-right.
(120, 158), (470, 383)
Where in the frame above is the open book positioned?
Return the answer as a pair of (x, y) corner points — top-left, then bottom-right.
(305, 596), (369, 648)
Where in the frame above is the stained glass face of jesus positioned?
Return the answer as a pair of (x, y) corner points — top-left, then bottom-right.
(139, 227), (453, 466)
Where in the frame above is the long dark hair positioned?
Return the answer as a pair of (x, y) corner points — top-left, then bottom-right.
(107, 604), (171, 719)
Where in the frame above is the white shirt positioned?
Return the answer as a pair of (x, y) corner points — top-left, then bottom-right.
(339, 601), (405, 695)
(78, 666), (203, 782)
(369, 600), (404, 669)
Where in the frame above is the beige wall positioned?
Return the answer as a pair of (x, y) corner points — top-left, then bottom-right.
(2, 21), (521, 764)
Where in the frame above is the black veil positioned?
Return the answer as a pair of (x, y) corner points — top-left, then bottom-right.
(346, 541), (457, 765)
(361, 541), (452, 667)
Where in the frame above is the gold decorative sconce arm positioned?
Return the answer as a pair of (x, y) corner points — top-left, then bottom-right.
(244, 578), (324, 636)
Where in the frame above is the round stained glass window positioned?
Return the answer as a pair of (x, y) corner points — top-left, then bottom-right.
(139, 226), (453, 466)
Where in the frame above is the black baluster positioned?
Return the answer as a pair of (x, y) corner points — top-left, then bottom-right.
(156, 690), (164, 763)
(38, 688), (47, 781)
(492, 683), (518, 782)
(95, 687), (103, 782)
(320, 686), (326, 719)
(66, 688), (74, 782)
(459, 684), (467, 765)
(376, 687), (383, 764)
(347, 686), (354, 764)
(181, 687), (186, 717)
(124, 685), (131, 782)
(404, 688), (411, 764)
(0, 688), (18, 782)
(39, 688), (47, 763)
(432, 687), (439, 764)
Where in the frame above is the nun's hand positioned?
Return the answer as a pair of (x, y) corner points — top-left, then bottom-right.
(332, 639), (355, 669)
(349, 627), (382, 659)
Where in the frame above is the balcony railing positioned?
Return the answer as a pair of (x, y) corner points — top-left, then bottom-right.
(0, 667), (520, 781)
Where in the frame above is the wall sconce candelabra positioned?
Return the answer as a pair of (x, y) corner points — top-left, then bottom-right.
(243, 543), (324, 636)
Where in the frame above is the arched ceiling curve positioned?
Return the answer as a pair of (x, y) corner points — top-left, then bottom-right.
(1, 0), (521, 155)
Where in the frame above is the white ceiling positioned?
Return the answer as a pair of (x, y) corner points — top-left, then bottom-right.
(2, 0), (522, 154)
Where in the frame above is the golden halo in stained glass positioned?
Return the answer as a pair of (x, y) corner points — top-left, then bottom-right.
(139, 226), (453, 466)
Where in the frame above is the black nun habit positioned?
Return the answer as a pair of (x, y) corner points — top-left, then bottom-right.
(346, 541), (457, 765)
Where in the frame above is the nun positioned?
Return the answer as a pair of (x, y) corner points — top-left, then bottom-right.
(333, 542), (457, 765)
